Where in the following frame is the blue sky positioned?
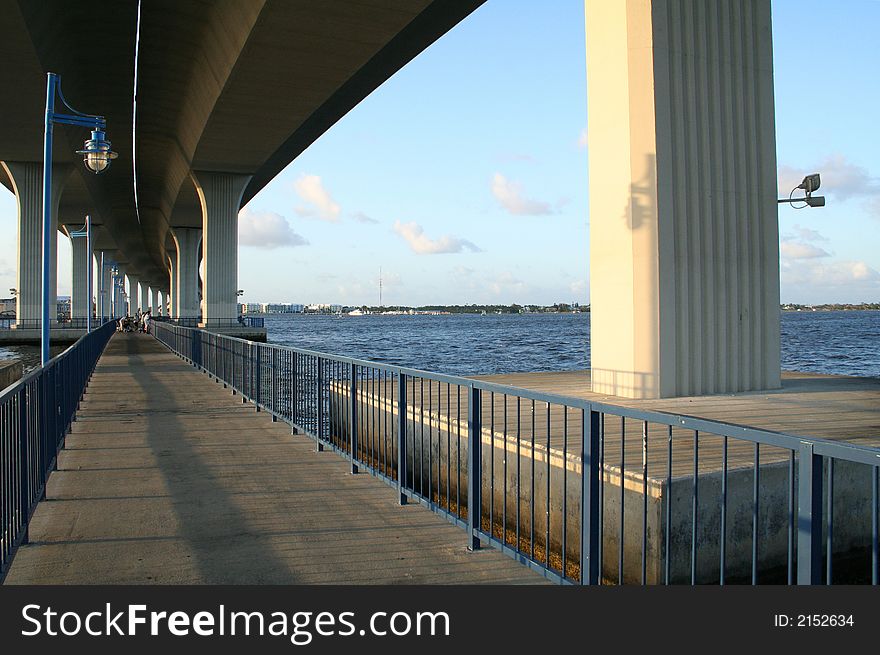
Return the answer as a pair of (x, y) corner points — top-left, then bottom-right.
(1, 0), (878, 306)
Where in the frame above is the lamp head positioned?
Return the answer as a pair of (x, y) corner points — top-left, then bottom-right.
(76, 129), (118, 174)
(798, 173), (821, 194)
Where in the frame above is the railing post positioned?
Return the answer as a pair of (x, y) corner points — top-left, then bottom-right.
(291, 352), (298, 434)
(467, 384), (482, 551)
(18, 387), (30, 544)
(397, 373), (407, 505)
(581, 408), (601, 584)
(349, 362), (359, 474)
(315, 357), (324, 452)
(797, 441), (823, 585)
(223, 337), (229, 388)
(271, 347), (279, 421)
(244, 341), (252, 399)
(254, 344), (262, 411)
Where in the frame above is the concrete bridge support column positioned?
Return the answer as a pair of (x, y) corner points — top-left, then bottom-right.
(116, 265), (128, 317)
(150, 287), (159, 315)
(127, 273), (140, 316)
(139, 281), (151, 313)
(170, 228), (201, 319)
(585, 0), (780, 398)
(97, 251), (113, 322)
(63, 224), (92, 320)
(167, 256), (175, 317)
(1, 161), (71, 326)
(191, 172), (251, 327)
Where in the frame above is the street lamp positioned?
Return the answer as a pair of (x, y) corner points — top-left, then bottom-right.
(41, 72), (117, 365)
(110, 266), (122, 319)
(778, 173), (826, 208)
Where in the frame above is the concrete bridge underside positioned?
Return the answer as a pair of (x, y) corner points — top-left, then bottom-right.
(1, 0), (783, 398)
(5, 334), (543, 584)
(0, 0), (484, 330)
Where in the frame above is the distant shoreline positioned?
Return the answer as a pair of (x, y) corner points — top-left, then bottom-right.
(780, 303), (879, 312)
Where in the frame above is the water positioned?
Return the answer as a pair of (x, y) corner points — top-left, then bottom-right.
(2, 310), (877, 379)
(258, 310), (879, 379)
(265, 312), (589, 376)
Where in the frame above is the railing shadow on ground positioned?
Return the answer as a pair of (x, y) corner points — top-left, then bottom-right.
(113, 335), (300, 583)
(150, 321), (880, 586)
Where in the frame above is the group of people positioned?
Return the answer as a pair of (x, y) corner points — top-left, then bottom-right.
(117, 309), (152, 334)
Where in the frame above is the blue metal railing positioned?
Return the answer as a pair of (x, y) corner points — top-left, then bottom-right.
(0, 318), (97, 330)
(152, 321), (880, 585)
(0, 321), (116, 581)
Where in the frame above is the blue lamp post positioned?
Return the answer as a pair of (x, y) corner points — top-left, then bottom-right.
(41, 72), (117, 365)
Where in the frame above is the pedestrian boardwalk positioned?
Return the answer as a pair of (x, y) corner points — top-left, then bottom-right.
(4, 334), (544, 585)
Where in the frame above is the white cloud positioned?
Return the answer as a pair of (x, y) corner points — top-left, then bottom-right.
(489, 271), (525, 296)
(491, 173), (553, 216)
(239, 208), (308, 248)
(293, 174), (341, 222)
(351, 211), (379, 225)
(783, 259), (880, 287)
(814, 155), (879, 201)
(787, 224), (828, 242)
(780, 240), (830, 260)
(569, 279), (587, 296)
(577, 128), (588, 149)
(392, 221), (480, 255)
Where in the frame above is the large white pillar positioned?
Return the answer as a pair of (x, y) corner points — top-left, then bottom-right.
(97, 251), (113, 322)
(191, 172), (251, 327)
(127, 273), (140, 315)
(139, 281), (151, 313)
(63, 224), (91, 321)
(585, 0), (779, 398)
(170, 227), (201, 319)
(115, 265), (127, 317)
(1, 161), (70, 327)
(167, 255), (176, 317)
(150, 287), (159, 315)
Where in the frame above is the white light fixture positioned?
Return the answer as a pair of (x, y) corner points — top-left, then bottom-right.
(77, 129), (118, 174)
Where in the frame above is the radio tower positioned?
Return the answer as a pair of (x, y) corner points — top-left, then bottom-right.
(379, 267), (383, 307)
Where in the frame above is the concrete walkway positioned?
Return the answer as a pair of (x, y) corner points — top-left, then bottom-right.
(5, 334), (544, 585)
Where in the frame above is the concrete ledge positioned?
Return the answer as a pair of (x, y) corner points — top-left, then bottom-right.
(201, 325), (268, 342)
(330, 383), (878, 583)
(0, 328), (85, 345)
(0, 359), (23, 391)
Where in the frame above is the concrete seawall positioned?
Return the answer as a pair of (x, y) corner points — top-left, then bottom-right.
(0, 359), (23, 392)
(329, 383), (877, 583)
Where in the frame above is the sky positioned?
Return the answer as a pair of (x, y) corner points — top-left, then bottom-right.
(1, 0), (878, 307)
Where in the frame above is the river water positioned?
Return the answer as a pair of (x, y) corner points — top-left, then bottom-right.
(2, 310), (878, 379)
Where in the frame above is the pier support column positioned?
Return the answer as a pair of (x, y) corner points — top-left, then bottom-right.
(127, 273), (140, 315)
(139, 281), (151, 313)
(170, 227), (201, 319)
(585, 0), (780, 398)
(97, 251), (113, 322)
(114, 265), (126, 317)
(191, 171), (251, 327)
(63, 223), (91, 321)
(150, 287), (159, 315)
(167, 255), (175, 316)
(1, 161), (71, 326)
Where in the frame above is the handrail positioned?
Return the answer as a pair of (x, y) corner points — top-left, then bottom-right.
(152, 320), (880, 586)
(0, 320), (117, 581)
